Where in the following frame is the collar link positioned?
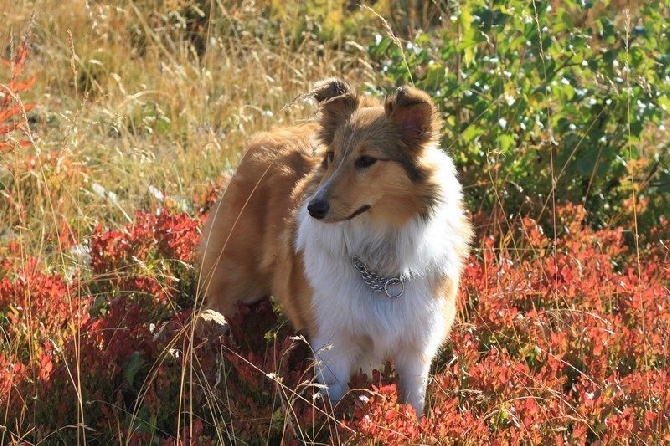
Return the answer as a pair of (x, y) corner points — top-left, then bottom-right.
(352, 256), (407, 298)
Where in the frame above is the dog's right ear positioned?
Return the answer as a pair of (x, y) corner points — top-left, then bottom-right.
(310, 78), (358, 145)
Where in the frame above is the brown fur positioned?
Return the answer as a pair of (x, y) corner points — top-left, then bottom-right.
(198, 124), (320, 333)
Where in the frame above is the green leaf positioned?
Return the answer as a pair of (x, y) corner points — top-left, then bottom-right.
(461, 125), (485, 144)
(425, 62), (445, 89)
(659, 95), (670, 113)
(496, 133), (516, 153)
(124, 351), (145, 389)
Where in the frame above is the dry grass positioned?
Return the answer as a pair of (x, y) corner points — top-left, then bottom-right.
(1, 0), (380, 252)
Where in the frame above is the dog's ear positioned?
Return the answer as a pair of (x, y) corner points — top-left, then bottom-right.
(385, 86), (441, 148)
(310, 78), (358, 144)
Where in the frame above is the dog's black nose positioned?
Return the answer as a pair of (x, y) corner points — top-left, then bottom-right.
(307, 198), (329, 219)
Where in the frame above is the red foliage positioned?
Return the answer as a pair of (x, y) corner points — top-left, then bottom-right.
(0, 39), (36, 153)
(193, 175), (231, 215)
(0, 258), (87, 338)
(91, 209), (201, 270)
(89, 209), (201, 305)
(0, 257), (92, 426)
(1, 201), (668, 444)
(341, 205), (669, 444)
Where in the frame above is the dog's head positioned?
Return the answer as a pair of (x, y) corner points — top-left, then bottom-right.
(306, 78), (443, 228)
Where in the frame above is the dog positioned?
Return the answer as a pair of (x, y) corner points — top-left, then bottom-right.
(198, 78), (472, 416)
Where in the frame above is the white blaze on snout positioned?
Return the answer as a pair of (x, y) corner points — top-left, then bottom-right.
(314, 149), (349, 202)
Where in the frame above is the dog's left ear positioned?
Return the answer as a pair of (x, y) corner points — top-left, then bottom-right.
(385, 86), (441, 147)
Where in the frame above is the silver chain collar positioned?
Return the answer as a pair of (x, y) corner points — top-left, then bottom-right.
(352, 256), (406, 298)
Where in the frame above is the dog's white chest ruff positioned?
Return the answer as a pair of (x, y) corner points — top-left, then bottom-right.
(297, 191), (459, 332)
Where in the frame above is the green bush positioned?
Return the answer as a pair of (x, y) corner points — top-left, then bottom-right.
(369, 0), (669, 231)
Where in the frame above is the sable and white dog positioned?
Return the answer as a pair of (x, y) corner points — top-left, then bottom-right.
(198, 79), (472, 416)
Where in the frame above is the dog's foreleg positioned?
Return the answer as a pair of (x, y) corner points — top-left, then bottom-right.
(395, 352), (432, 417)
(312, 334), (357, 403)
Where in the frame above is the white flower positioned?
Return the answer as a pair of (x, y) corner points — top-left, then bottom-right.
(148, 184), (164, 201)
(498, 118), (507, 129)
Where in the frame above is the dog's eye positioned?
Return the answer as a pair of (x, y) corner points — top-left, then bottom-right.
(323, 151), (334, 166)
(355, 155), (377, 169)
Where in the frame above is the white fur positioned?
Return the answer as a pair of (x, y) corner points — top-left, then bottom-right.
(295, 145), (468, 415)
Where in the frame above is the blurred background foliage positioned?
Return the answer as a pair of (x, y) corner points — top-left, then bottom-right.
(367, 0), (670, 237)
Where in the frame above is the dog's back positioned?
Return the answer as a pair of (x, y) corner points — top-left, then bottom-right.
(198, 124), (319, 323)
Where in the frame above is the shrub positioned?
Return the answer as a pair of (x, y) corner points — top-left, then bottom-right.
(369, 0), (670, 232)
(344, 205), (669, 444)
(0, 39), (35, 153)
